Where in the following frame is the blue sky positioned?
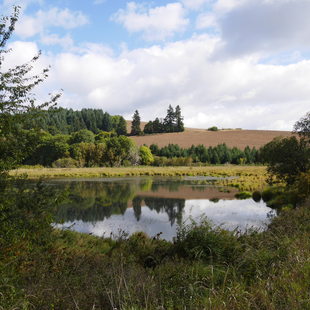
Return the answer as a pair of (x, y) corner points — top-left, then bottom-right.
(1, 0), (310, 130)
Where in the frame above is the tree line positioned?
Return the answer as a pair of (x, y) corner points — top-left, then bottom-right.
(24, 107), (127, 135)
(150, 143), (259, 165)
(131, 105), (184, 135)
(10, 127), (262, 168)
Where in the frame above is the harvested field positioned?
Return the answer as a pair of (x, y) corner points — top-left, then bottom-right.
(129, 128), (293, 149)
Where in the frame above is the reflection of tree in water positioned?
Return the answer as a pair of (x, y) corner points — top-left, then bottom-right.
(55, 180), (138, 222)
(53, 179), (202, 224)
(151, 180), (183, 193)
(140, 196), (185, 226)
(132, 196), (142, 221)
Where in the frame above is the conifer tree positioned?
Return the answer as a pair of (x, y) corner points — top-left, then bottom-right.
(175, 105), (184, 132)
(131, 110), (142, 136)
(164, 105), (175, 132)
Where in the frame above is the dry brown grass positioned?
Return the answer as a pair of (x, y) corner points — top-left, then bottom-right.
(128, 127), (293, 149)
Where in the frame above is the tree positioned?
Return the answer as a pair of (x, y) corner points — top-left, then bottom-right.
(112, 115), (127, 136)
(261, 136), (310, 185)
(163, 105), (175, 132)
(0, 9), (62, 303)
(70, 129), (95, 144)
(175, 105), (184, 132)
(294, 111), (310, 142)
(0, 7), (60, 170)
(139, 145), (154, 165)
(131, 110), (142, 136)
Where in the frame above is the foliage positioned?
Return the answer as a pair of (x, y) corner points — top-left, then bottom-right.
(52, 157), (79, 168)
(0, 8), (60, 171)
(24, 108), (126, 135)
(144, 105), (184, 134)
(130, 109), (142, 136)
(139, 145), (154, 165)
(252, 190), (262, 202)
(293, 111), (310, 141)
(69, 129), (95, 144)
(112, 115), (127, 136)
(208, 126), (219, 131)
(260, 136), (310, 185)
(150, 143), (259, 165)
(234, 191), (252, 199)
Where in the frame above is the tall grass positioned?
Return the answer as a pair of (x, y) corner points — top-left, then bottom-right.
(1, 202), (309, 309)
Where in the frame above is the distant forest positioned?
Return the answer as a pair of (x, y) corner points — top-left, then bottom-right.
(24, 108), (128, 135)
(13, 105), (263, 168)
(24, 105), (185, 137)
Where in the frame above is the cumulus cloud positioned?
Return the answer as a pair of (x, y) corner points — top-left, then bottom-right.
(196, 12), (217, 29)
(112, 2), (189, 41)
(181, 0), (211, 10)
(217, 0), (310, 57)
(10, 34), (303, 131)
(3, 0), (309, 131)
(15, 7), (88, 39)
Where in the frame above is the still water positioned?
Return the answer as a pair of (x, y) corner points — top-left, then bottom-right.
(50, 177), (275, 240)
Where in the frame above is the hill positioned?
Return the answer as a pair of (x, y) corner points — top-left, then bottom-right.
(128, 126), (293, 149)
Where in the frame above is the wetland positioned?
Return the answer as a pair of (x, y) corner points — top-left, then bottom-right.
(45, 176), (275, 240)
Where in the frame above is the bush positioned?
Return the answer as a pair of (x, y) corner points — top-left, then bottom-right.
(175, 219), (241, 263)
(208, 126), (219, 131)
(139, 146), (154, 165)
(252, 190), (262, 202)
(52, 157), (79, 168)
(235, 191), (252, 199)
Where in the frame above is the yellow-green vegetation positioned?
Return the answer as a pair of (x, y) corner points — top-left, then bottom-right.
(10, 165), (268, 191)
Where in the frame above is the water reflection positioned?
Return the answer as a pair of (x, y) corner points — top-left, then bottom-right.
(49, 177), (275, 240)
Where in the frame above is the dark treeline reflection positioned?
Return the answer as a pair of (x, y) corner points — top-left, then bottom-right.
(53, 178), (189, 224)
(132, 196), (185, 225)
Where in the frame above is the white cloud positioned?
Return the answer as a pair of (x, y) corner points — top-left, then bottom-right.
(196, 12), (217, 29)
(216, 0), (310, 57)
(181, 0), (211, 10)
(4, 0), (309, 131)
(15, 7), (88, 39)
(14, 35), (303, 131)
(112, 2), (189, 41)
(40, 33), (74, 49)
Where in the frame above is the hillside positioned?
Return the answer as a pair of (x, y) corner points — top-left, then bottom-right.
(128, 126), (293, 149)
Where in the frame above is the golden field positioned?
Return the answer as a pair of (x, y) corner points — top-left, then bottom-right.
(129, 128), (293, 149)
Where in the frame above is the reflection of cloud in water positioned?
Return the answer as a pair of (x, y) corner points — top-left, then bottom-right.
(57, 199), (276, 241)
(184, 199), (275, 231)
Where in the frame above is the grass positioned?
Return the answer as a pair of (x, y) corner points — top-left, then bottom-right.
(10, 165), (268, 191)
(10, 165), (267, 179)
(2, 201), (309, 310)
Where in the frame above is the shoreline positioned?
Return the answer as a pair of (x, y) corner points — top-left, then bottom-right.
(9, 165), (267, 179)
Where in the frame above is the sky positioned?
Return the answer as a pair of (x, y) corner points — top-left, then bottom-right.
(1, 0), (310, 130)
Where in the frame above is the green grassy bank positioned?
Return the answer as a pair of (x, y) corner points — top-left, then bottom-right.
(1, 200), (309, 309)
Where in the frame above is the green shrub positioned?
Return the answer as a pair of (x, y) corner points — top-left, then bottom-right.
(175, 220), (241, 263)
(139, 146), (154, 165)
(252, 190), (262, 202)
(235, 191), (252, 199)
(52, 157), (79, 168)
(262, 187), (278, 202)
(208, 126), (219, 131)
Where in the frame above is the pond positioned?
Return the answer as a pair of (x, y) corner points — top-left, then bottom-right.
(49, 177), (275, 240)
